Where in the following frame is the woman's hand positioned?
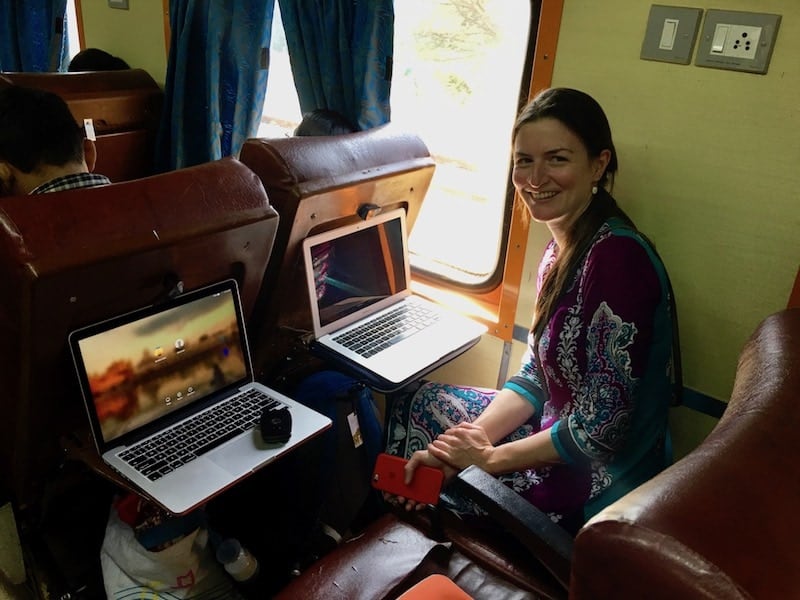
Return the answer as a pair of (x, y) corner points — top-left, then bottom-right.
(428, 422), (495, 472)
(383, 450), (456, 512)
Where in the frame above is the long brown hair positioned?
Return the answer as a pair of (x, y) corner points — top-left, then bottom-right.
(514, 88), (634, 338)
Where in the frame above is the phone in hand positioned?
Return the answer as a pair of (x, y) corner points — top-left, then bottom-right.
(371, 453), (445, 505)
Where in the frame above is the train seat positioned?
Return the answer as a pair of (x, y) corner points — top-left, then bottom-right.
(571, 306), (800, 599)
(238, 124), (435, 384)
(0, 156), (278, 516)
(0, 69), (163, 182)
(277, 307), (800, 599)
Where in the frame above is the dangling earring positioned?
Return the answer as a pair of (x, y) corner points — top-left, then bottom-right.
(591, 184), (598, 195)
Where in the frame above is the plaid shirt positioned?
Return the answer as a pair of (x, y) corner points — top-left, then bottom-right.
(30, 172), (111, 194)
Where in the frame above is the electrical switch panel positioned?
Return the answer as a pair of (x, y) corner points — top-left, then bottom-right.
(641, 5), (703, 65)
(695, 9), (781, 74)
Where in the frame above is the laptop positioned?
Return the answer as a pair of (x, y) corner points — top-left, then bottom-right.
(68, 279), (331, 515)
(301, 207), (487, 386)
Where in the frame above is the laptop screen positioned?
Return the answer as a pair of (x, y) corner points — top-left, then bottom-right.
(70, 282), (249, 446)
(308, 210), (408, 330)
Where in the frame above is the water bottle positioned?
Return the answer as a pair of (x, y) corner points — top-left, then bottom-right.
(216, 538), (260, 583)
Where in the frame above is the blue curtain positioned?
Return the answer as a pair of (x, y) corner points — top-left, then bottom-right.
(156, 0), (274, 171)
(0, 0), (67, 72)
(278, 0), (393, 130)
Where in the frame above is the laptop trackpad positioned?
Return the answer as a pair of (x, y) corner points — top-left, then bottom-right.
(206, 429), (280, 476)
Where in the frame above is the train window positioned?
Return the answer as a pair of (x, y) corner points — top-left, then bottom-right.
(392, 1), (532, 288)
(257, 3), (301, 137)
(66, 0), (82, 60)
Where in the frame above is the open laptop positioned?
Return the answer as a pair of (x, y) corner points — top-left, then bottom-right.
(301, 207), (487, 386)
(68, 279), (331, 515)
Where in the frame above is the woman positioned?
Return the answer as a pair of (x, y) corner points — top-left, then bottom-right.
(387, 87), (675, 532)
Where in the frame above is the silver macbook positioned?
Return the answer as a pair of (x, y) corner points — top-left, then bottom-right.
(301, 207), (487, 385)
(68, 279), (331, 515)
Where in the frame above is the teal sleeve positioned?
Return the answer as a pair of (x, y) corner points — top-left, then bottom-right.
(550, 419), (579, 465)
(503, 375), (546, 415)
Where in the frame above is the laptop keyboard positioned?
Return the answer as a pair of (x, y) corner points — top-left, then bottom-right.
(118, 388), (285, 481)
(332, 301), (440, 358)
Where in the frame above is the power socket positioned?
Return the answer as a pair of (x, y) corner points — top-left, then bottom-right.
(696, 9), (781, 74)
(724, 25), (761, 59)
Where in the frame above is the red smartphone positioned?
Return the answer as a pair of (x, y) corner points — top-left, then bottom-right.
(371, 453), (444, 505)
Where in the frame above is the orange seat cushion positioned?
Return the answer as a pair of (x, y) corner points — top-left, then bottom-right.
(397, 574), (473, 600)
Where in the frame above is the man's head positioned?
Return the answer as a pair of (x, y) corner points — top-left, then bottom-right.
(0, 85), (96, 195)
(68, 48), (130, 72)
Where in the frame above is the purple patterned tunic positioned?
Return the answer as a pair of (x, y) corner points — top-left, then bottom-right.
(387, 220), (673, 528)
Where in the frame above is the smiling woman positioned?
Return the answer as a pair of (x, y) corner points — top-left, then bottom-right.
(386, 87), (678, 533)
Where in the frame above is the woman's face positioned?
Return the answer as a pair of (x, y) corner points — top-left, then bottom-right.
(512, 117), (609, 232)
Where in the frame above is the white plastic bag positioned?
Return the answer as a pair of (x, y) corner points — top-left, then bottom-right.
(100, 506), (243, 599)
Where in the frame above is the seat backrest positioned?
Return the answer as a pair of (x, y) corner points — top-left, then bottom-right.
(238, 124), (435, 382)
(0, 70), (163, 182)
(0, 157), (278, 508)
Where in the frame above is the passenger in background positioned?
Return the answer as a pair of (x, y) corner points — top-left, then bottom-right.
(68, 48), (130, 72)
(294, 108), (357, 136)
(0, 85), (111, 196)
(387, 88), (676, 534)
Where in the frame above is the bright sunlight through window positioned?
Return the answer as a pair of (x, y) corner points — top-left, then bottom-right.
(393, 0), (530, 286)
(257, 3), (302, 138)
(66, 0), (81, 61)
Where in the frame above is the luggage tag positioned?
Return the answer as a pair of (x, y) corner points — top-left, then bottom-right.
(346, 412), (363, 448)
(84, 118), (96, 141)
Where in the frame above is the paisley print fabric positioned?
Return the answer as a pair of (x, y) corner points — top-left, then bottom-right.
(386, 220), (673, 527)
(386, 382), (547, 520)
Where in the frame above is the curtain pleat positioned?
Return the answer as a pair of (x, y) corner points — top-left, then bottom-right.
(0, 0), (67, 72)
(155, 0), (274, 171)
(278, 0), (393, 130)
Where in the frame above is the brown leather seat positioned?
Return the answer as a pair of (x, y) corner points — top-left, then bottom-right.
(275, 478), (570, 600)
(571, 307), (800, 599)
(0, 70), (162, 182)
(0, 157), (278, 514)
(238, 124), (434, 385)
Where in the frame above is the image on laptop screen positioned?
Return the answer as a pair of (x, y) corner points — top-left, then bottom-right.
(311, 214), (407, 328)
(75, 289), (247, 444)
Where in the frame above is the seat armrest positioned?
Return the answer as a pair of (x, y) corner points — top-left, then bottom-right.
(452, 465), (574, 591)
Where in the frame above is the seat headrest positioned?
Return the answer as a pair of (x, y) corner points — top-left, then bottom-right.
(0, 157), (274, 315)
(240, 123), (433, 197)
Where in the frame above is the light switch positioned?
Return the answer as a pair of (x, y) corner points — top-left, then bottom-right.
(641, 5), (703, 65)
(711, 24), (729, 53)
(659, 19), (679, 50)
